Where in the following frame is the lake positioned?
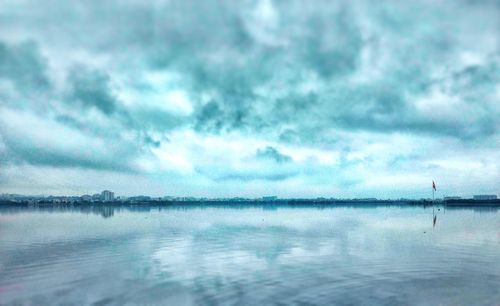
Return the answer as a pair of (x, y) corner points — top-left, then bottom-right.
(0, 205), (499, 305)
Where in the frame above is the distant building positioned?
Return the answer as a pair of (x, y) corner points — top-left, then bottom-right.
(81, 195), (92, 202)
(444, 196), (461, 200)
(128, 196), (150, 201)
(92, 194), (101, 201)
(101, 190), (115, 202)
(179, 197), (196, 201)
(473, 195), (497, 200)
(262, 196), (278, 201)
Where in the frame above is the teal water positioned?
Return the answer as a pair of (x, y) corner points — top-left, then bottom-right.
(0, 205), (499, 305)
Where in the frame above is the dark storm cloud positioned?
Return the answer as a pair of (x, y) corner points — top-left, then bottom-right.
(68, 67), (117, 115)
(0, 48), (180, 173)
(3, 0), (498, 142)
(63, 66), (186, 134)
(255, 146), (292, 163)
(195, 166), (297, 182)
(3, 141), (133, 172)
(0, 111), (139, 172)
(0, 40), (50, 92)
(449, 58), (499, 97)
(140, 0), (497, 141)
(300, 6), (363, 78)
(216, 173), (295, 182)
(133, 1), (368, 135)
(194, 101), (225, 133)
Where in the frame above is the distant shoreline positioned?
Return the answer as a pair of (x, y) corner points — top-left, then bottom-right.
(1, 199), (499, 207)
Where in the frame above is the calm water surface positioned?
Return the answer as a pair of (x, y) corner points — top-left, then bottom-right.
(0, 205), (499, 305)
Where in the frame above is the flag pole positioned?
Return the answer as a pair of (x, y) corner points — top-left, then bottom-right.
(432, 181), (435, 215)
(432, 180), (436, 203)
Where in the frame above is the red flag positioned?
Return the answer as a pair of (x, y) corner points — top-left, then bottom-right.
(432, 181), (436, 191)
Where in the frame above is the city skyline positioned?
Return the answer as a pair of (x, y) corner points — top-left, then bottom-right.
(1, 189), (498, 202)
(0, 0), (499, 198)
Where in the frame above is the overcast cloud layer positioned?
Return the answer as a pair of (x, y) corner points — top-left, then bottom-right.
(0, 0), (499, 198)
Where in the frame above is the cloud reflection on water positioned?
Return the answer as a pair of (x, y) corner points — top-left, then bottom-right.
(0, 205), (499, 305)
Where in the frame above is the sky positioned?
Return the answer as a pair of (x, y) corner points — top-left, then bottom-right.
(0, 0), (499, 198)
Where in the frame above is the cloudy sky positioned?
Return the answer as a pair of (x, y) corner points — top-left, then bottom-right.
(0, 0), (499, 198)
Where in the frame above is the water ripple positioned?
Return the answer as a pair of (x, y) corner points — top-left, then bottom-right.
(0, 206), (499, 305)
